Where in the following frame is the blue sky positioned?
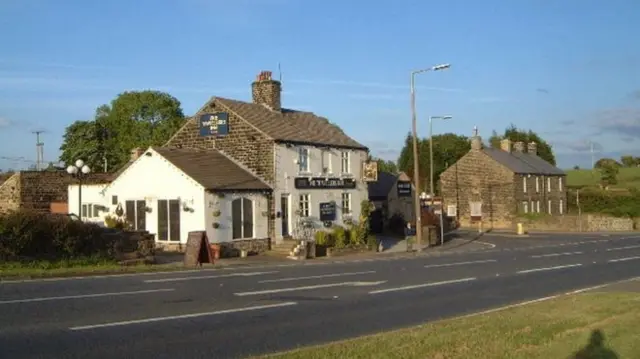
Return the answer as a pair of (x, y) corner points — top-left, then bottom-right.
(1, 0), (639, 170)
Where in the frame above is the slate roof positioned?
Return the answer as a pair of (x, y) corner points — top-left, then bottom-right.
(152, 147), (271, 191)
(368, 171), (398, 199)
(214, 97), (367, 150)
(483, 148), (565, 175)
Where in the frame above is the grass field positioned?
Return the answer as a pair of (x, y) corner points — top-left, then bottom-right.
(565, 167), (640, 189)
(258, 291), (640, 359)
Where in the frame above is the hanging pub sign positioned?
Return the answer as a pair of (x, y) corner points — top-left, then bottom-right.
(319, 202), (336, 221)
(294, 177), (356, 190)
(199, 112), (229, 137)
(362, 161), (378, 182)
(397, 181), (412, 197)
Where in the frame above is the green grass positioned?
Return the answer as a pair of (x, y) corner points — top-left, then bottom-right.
(257, 292), (640, 359)
(566, 167), (640, 189)
(0, 257), (184, 280)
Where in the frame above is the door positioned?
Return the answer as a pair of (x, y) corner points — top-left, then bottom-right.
(125, 200), (146, 230)
(232, 197), (254, 239)
(370, 209), (384, 234)
(281, 195), (289, 236)
(157, 199), (181, 241)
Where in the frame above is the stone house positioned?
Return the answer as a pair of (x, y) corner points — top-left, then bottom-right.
(367, 171), (414, 233)
(439, 132), (566, 229)
(164, 70), (370, 244)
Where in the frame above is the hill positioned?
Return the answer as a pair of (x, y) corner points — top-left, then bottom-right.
(565, 167), (640, 189)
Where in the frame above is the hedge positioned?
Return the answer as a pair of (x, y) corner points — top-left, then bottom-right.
(567, 187), (640, 218)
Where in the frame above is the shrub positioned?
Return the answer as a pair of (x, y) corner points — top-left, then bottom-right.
(314, 230), (328, 246)
(332, 225), (347, 249)
(104, 215), (131, 230)
(568, 188), (640, 217)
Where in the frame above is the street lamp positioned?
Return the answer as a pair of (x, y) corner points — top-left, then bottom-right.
(410, 63), (450, 250)
(429, 115), (453, 197)
(66, 159), (91, 219)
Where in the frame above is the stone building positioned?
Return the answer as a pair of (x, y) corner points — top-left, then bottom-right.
(164, 70), (370, 244)
(439, 131), (566, 229)
(367, 171), (414, 233)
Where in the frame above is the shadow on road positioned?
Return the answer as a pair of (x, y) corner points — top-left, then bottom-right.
(571, 329), (619, 359)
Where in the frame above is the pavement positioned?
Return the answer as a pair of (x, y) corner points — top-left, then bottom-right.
(1, 232), (640, 359)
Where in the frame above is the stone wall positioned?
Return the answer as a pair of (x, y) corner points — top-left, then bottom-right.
(514, 174), (567, 215)
(18, 171), (74, 212)
(516, 214), (635, 232)
(0, 173), (20, 214)
(440, 149), (516, 229)
(155, 238), (270, 256)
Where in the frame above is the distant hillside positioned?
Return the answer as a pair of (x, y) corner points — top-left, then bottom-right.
(565, 168), (640, 189)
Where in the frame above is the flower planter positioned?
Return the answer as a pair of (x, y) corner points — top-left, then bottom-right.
(209, 243), (221, 259)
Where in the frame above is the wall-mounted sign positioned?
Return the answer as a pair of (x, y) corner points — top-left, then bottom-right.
(362, 161), (378, 182)
(199, 112), (229, 137)
(319, 202), (336, 221)
(397, 181), (412, 197)
(294, 177), (356, 190)
(447, 205), (457, 217)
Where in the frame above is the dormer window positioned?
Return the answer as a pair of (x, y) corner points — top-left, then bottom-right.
(298, 147), (309, 173)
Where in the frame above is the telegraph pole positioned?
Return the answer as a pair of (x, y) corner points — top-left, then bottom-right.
(32, 130), (46, 170)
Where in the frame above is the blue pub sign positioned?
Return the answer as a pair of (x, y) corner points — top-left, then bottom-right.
(199, 112), (229, 137)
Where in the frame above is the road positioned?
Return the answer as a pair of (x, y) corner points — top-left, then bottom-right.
(1, 233), (640, 359)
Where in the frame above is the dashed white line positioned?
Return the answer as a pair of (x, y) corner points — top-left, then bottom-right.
(258, 271), (376, 283)
(69, 301), (298, 330)
(516, 263), (583, 274)
(143, 271), (278, 283)
(530, 252), (583, 258)
(0, 288), (175, 305)
(608, 256), (640, 263)
(235, 281), (387, 296)
(607, 245), (640, 252)
(369, 277), (476, 295)
(424, 259), (497, 268)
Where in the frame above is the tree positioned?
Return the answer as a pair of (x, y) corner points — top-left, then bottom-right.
(620, 155), (636, 167)
(600, 163), (619, 188)
(59, 91), (186, 171)
(502, 124), (556, 165)
(594, 158), (621, 169)
(371, 157), (397, 174)
(488, 130), (502, 149)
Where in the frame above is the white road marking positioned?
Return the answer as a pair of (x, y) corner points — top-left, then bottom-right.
(517, 263), (582, 274)
(475, 241), (496, 248)
(234, 281), (386, 296)
(424, 260), (496, 268)
(143, 271), (278, 283)
(530, 252), (583, 258)
(0, 288), (174, 305)
(608, 256), (640, 263)
(69, 301), (298, 331)
(607, 245), (640, 252)
(369, 277), (476, 295)
(258, 271), (376, 283)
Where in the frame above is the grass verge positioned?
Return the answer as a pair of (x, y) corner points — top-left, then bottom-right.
(258, 292), (640, 359)
(0, 257), (184, 280)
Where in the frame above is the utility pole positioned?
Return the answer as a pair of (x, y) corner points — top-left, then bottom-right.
(32, 130), (46, 171)
(590, 141), (595, 169)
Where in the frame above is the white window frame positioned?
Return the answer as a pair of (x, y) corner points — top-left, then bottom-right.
(341, 192), (351, 214)
(322, 149), (332, 174)
(535, 177), (540, 193)
(522, 201), (528, 213)
(547, 177), (551, 192)
(548, 200), (552, 214)
(559, 177), (563, 191)
(559, 199), (564, 214)
(536, 200), (540, 213)
(81, 203), (102, 219)
(299, 194), (310, 217)
(298, 147), (310, 173)
(523, 177), (527, 193)
(341, 151), (350, 174)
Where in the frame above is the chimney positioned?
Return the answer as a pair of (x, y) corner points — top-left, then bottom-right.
(527, 141), (537, 155)
(251, 70), (281, 111)
(130, 147), (144, 161)
(470, 126), (482, 151)
(513, 141), (525, 152)
(500, 139), (512, 152)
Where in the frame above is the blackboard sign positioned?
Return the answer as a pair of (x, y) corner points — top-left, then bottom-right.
(183, 231), (214, 266)
(319, 202), (336, 221)
(199, 113), (229, 137)
(294, 177), (356, 190)
(397, 181), (412, 197)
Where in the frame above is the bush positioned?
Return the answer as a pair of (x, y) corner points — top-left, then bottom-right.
(332, 225), (347, 249)
(104, 214), (131, 230)
(0, 210), (116, 260)
(314, 230), (328, 246)
(567, 188), (640, 217)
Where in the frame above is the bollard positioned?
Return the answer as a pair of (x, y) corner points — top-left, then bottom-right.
(517, 222), (524, 235)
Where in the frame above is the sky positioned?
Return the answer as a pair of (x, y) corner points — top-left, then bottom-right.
(1, 0), (640, 170)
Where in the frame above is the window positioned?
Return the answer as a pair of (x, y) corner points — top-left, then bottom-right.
(111, 195), (118, 205)
(126, 200), (147, 231)
(547, 178), (551, 192)
(523, 177), (527, 193)
(535, 177), (540, 193)
(522, 201), (529, 213)
(298, 147), (309, 173)
(559, 199), (564, 214)
(81, 204), (102, 218)
(530, 201), (534, 213)
(232, 198), (254, 239)
(299, 194), (310, 217)
(157, 199), (180, 241)
(559, 177), (563, 191)
(322, 150), (332, 173)
(548, 200), (552, 214)
(341, 193), (351, 214)
(341, 151), (350, 173)
(536, 201), (540, 213)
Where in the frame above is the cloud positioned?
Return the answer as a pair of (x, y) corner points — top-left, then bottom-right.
(592, 107), (640, 138)
(289, 79), (463, 93)
(621, 136), (635, 143)
(560, 120), (575, 126)
(0, 117), (12, 128)
(536, 88), (550, 94)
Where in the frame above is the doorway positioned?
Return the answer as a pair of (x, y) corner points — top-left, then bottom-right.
(232, 198), (254, 239)
(281, 194), (289, 237)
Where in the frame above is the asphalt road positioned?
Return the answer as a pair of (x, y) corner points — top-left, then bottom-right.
(1, 233), (640, 359)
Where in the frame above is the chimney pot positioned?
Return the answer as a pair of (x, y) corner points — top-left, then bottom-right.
(252, 70), (282, 111)
(470, 128), (482, 151)
(500, 139), (512, 152)
(513, 141), (525, 152)
(527, 141), (538, 155)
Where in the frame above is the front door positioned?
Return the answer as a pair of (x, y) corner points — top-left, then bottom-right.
(232, 197), (254, 239)
(281, 195), (289, 237)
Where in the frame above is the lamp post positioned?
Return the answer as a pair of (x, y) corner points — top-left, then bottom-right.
(429, 115), (452, 197)
(66, 159), (91, 219)
(410, 63), (450, 250)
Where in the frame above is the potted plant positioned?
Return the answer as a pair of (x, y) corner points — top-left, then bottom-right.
(209, 242), (221, 259)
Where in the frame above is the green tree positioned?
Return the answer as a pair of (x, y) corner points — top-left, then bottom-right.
(620, 155), (635, 167)
(488, 130), (502, 149)
(600, 163), (619, 188)
(502, 124), (556, 165)
(371, 157), (398, 174)
(594, 158), (621, 169)
(60, 91), (186, 171)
